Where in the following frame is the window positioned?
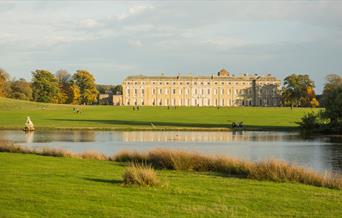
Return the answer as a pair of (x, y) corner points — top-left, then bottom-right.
(214, 89), (217, 95)
(159, 89), (162, 94)
(134, 89), (137, 95)
(142, 89), (145, 95)
(208, 89), (210, 94)
(221, 89), (224, 95)
(185, 89), (189, 95)
(173, 89), (176, 94)
(152, 89), (156, 95)
(165, 88), (168, 94)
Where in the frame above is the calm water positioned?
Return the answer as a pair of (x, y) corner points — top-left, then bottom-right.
(1, 130), (341, 173)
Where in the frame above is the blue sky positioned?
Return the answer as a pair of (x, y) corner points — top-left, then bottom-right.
(1, 1), (341, 93)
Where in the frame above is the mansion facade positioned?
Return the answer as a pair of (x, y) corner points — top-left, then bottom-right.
(121, 69), (281, 107)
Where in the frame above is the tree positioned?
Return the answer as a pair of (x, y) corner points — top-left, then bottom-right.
(0, 68), (9, 97)
(7, 78), (32, 100)
(67, 81), (81, 104)
(73, 70), (98, 104)
(55, 69), (71, 104)
(321, 74), (342, 125)
(112, 85), (123, 95)
(32, 70), (60, 103)
(96, 84), (114, 94)
(282, 74), (317, 107)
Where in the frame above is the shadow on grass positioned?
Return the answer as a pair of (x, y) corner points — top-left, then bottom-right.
(50, 118), (297, 130)
(83, 177), (122, 184)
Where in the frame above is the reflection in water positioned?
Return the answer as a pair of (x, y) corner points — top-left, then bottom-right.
(0, 130), (341, 174)
(122, 131), (300, 142)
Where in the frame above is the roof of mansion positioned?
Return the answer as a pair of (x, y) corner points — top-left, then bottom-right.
(124, 69), (279, 82)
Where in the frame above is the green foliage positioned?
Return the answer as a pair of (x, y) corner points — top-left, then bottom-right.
(7, 78), (32, 101)
(298, 112), (320, 129)
(31, 70), (60, 103)
(321, 74), (342, 125)
(96, 84), (114, 94)
(282, 74), (317, 107)
(113, 84), (123, 95)
(73, 70), (98, 104)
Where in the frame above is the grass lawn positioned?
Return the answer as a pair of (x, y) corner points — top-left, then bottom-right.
(0, 97), (318, 130)
(0, 153), (341, 217)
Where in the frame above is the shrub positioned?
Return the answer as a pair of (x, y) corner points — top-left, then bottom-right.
(122, 163), (159, 186)
(298, 112), (320, 129)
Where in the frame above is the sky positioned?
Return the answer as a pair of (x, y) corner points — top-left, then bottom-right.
(1, 1), (341, 93)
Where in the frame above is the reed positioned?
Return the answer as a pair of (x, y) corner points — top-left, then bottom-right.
(122, 163), (159, 186)
(113, 148), (342, 190)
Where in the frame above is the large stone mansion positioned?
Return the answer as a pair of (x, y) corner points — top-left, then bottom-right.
(118, 69), (281, 107)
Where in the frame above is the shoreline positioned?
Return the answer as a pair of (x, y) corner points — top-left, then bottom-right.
(0, 142), (341, 190)
(0, 126), (300, 132)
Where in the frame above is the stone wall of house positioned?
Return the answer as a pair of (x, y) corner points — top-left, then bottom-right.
(122, 69), (281, 107)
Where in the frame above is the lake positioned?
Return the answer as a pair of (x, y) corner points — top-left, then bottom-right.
(1, 130), (341, 174)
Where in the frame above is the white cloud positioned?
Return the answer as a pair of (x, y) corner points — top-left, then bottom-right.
(79, 18), (102, 29)
(204, 38), (247, 48)
(128, 40), (143, 47)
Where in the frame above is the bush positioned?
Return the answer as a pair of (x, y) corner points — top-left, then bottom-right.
(298, 112), (320, 129)
(122, 163), (159, 186)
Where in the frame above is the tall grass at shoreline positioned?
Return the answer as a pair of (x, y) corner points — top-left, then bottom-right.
(123, 163), (160, 186)
(0, 140), (341, 189)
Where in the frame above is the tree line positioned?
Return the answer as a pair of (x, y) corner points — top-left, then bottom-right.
(0, 68), (121, 105)
(0, 68), (340, 111)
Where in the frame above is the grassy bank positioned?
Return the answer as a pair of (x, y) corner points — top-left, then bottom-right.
(0, 152), (341, 217)
(1, 142), (341, 189)
(0, 97), (318, 130)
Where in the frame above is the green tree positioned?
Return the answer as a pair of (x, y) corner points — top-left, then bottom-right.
(7, 78), (32, 101)
(96, 84), (114, 94)
(32, 70), (60, 103)
(112, 85), (123, 95)
(0, 68), (9, 97)
(321, 74), (342, 125)
(73, 70), (98, 104)
(282, 74), (316, 107)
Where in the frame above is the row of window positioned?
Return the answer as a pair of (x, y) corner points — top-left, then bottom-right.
(125, 98), (278, 106)
(125, 88), (277, 96)
(125, 81), (278, 86)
